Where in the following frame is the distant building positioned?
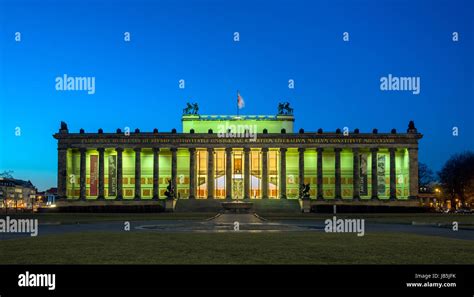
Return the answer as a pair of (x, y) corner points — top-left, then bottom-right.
(0, 178), (37, 209)
(38, 187), (57, 206)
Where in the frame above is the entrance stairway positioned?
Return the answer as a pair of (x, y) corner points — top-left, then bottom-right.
(251, 199), (301, 213)
(174, 199), (224, 213)
(174, 198), (301, 213)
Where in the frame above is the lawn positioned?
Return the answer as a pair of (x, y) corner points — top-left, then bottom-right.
(2, 212), (473, 226)
(1, 212), (215, 224)
(263, 213), (474, 225)
(0, 232), (473, 264)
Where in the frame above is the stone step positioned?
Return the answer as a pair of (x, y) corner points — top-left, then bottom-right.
(174, 199), (224, 212)
(175, 198), (301, 213)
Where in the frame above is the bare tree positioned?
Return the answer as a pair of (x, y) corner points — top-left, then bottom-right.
(438, 151), (474, 209)
(0, 171), (14, 178)
(418, 162), (435, 188)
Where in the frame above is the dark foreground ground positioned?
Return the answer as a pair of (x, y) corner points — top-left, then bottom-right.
(0, 232), (473, 264)
(0, 212), (472, 264)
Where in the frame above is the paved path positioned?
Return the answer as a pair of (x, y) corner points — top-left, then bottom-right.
(1, 214), (473, 240)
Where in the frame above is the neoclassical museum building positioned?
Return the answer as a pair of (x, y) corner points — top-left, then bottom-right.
(53, 103), (422, 211)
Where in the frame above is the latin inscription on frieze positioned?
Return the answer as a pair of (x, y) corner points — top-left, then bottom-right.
(77, 137), (397, 145)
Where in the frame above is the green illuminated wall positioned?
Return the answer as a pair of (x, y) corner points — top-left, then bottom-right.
(66, 149), (79, 198)
(377, 149), (390, 199)
(360, 149), (372, 200)
(177, 149), (190, 198)
(286, 148), (299, 198)
(304, 150), (317, 198)
(182, 115), (294, 133)
(341, 149), (354, 199)
(322, 150), (335, 199)
(140, 149), (153, 199)
(396, 149), (409, 199)
(122, 149), (135, 199)
(159, 149), (171, 198)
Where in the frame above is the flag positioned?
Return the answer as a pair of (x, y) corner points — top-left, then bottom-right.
(237, 91), (245, 109)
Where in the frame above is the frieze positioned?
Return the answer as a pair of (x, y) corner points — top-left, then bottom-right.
(61, 136), (419, 146)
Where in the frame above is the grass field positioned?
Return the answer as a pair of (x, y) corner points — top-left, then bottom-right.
(1, 232), (473, 264)
(1, 212), (473, 225)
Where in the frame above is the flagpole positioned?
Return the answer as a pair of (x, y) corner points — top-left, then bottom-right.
(237, 90), (239, 117)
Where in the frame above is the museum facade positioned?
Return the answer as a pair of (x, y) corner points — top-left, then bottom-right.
(54, 105), (422, 203)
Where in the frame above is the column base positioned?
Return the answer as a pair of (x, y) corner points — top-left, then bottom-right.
(134, 196), (141, 201)
(371, 196), (378, 200)
(97, 196), (105, 200)
(389, 196), (397, 201)
(188, 195), (195, 199)
(207, 196), (214, 200)
(116, 196), (123, 201)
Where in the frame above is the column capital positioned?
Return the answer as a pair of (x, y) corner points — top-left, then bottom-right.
(261, 147), (269, 153)
(279, 147), (287, 153)
(115, 147), (124, 153)
(243, 147), (251, 153)
(408, 147), (419, 151)
(152, 147), (160, 153)
(97, 147), (105, 153)
(334, 148), (342, 153)
(170, 147), (178, 152)
(317, 147), (324, 153)
(189, 147), (196, 153)
(352, 147), (360, 153)
(225, 147), (233, 153)
(207, 147), (214, 153)
(298, 147), (305, 153)
(389, 147), (397, 153)
(134, 147), (142, 152)
(370, 147), (379, 153)
(79, 148), (87, 153)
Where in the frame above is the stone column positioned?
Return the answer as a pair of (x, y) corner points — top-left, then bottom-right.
(408, 147), (419, 199)
(389, 148), (397, 200)
(116, 147), (123, 200)
(261, 148), (269, 199)
(225, 148), (233, 199)
(352, 148), (360, 200)
(207, 148), (214, 199)
(57, 147), (68, 199)
(298, 148), (305, 198)
(317, 148), (324, 199)
(335, 148), (342, 199)
(134, 148), (141, 200)
(153, 148), (160, 200)
(79, 148), (86, 200)
(371, 148), (379, 199)
(279, 148), (287, 199)
(244, 148), (250, 199)
(189, 148), (196, 199)
(98, 148), (105, 199)
(171, 148), (177, 199)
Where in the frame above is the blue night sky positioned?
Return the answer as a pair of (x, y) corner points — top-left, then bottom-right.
(0, 0), (473, 190)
